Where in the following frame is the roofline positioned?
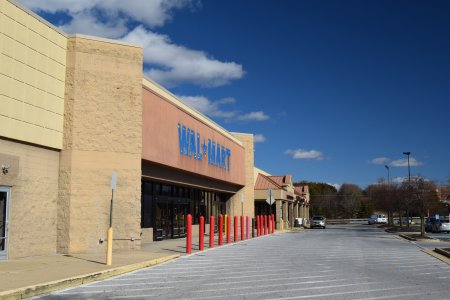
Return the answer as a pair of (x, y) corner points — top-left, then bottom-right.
(67, 34), (142, 48)
(7, 0), (67, 37)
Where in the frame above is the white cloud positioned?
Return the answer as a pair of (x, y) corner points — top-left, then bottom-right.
(19, 0), (243, 87)
(391, 157), (423, 167)
(369, 157), (390, 165)
(285, 149), (324, 160)
(327, 183), (341, 191)
(253, 134), (266, 143)
(236, 111), (270, 121)
(19, 0), (197, 28)
(61, 10), (129, 39)
(179, 95), (269, 122)
(179, 96), (236, 118)
(122, 26), (244, 87)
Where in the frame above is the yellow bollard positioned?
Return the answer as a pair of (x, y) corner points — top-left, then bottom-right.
(106, 227), (113, 265)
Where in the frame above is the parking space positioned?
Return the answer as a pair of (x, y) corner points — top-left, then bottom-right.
(36, 225), (450, 300)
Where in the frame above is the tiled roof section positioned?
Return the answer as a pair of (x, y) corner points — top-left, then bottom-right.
(294, 185), (309, 195)
(255, 173), (283, 190)
(268, 175), (292, 186)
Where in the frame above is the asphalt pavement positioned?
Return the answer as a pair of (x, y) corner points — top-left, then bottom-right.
(34, 225), (450, 300)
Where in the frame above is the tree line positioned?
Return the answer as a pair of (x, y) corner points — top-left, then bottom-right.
(296, 178), (447, 235)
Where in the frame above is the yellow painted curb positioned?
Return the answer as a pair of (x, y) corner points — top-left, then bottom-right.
(0, 254), (180, 300)
(422, 249), (450, 265)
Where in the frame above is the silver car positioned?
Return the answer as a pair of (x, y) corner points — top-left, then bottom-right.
(438, 218), (450, 233)
(311, 216), (326, 229)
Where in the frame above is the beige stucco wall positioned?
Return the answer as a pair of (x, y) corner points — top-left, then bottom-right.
(58, 36), (143, 254)
(0, 0), (66, 149)
(0, 138), (59, 258)
(228, 133), (255, 218)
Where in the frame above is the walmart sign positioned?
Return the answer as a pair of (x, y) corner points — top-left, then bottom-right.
(178, 123), (231, 171)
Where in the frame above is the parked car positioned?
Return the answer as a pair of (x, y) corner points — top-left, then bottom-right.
(311, 216), (326, 229)
(426, 217), (450, 233)
(368, 214), (387, 225)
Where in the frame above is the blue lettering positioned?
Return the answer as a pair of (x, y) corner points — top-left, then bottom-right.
(216, 144), (221, 167)
(177, 123), (188, 156)
(178, 123), (231, 171)
(196, 133), (201, 160)
(208, 139), (216, 165)
(221, 146), (226, 169)
(188, 129), (196, 158)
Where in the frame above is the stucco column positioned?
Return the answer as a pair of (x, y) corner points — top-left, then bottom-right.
(59, 36), (143, 254)
(283, 201), (288, 229)
(275, 200), (282, 230)
(289, 202), (295, 228)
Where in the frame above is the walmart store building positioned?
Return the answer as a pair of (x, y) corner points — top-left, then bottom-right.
(0, 0), (255, 259)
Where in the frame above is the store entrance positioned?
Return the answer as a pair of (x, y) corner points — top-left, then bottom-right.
(0, 187), (10, 260)
(154, 199), (190, 241)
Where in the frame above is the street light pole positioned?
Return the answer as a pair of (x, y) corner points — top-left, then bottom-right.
(385, 165), (390, 185)
(403, 151), (411, 184)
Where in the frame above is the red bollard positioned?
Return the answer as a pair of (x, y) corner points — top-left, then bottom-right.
(241, 216), (245, 240)
(209, 216), (215, 248)
(246, 216), (250, 239)
(186, 214), (192, 254)
(265, 215), (268, 235)
(256, 215), (260, 236)
(263, 215), (266, 235)
(272, 214), (275, 233)
(219, 215), (223, 246)
(199, 216), (204, 251)
(227, 215), (231, 243)
(234, 216), (238, 242)
(258, 215), (262, 236)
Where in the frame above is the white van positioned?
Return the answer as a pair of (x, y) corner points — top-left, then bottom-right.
(368, 214), (387, 225)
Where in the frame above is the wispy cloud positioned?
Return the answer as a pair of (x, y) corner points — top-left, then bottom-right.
(236, 111), (270, 121)
(285, 149), (324, 160)
(19, 0), (244, 88)
(19, 0), (199, 29)
(254, 134), (266, 143)
(369, 157), (390, 165)
(123, 27), (244, 87)
(327, 183), (341, 191)
(179, 95), (269, 122)
(391, 157), (423, 167)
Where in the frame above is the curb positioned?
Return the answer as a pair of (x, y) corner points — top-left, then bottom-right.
(434, 248), (450, 259)
(0, 254), (180, 300)
(422, 249), (450, 265)
(398, 233), (416, 241)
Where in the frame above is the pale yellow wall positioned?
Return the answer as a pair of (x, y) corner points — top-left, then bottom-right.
(0, 0), (66, 149)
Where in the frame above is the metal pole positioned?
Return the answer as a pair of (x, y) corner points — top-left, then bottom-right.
(109, 189), (114, 227)
(407, 155), (411, 184)
(385, 165), (390, 185)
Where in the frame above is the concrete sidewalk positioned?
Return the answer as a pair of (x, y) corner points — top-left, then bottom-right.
(0, 231), (282, 299)
(0, 238), (192, 299)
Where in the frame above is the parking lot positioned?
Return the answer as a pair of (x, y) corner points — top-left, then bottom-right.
(34, 224), (449, 300)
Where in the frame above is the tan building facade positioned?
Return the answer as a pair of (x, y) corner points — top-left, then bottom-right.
(254, 169), (310, 230)
(0, 0), (308, 260)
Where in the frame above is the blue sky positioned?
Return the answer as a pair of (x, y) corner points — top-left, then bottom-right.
(20, 0), (450, 188)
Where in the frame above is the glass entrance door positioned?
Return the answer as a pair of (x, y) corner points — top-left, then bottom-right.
(0, 187), (10, 260)
(154, 201), (170, 241)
